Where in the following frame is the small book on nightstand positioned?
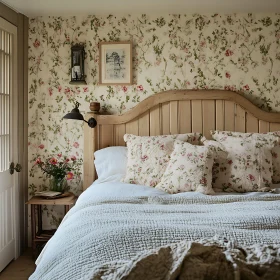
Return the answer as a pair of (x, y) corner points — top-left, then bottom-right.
(34, 191), (62, 197)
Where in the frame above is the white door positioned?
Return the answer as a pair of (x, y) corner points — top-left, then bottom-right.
(0, 17), (19, 272)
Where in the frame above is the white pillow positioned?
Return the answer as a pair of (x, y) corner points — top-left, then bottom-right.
(94, 146), (127, 180)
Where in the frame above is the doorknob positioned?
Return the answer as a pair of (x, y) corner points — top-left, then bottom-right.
(9, 162), (22, 174)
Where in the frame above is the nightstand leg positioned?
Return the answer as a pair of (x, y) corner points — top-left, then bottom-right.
(65, 205), (70, 214)
(31, 204), (36, 258)
(38, 205), (42, 234)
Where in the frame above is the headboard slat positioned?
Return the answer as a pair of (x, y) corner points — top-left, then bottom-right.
(138, 111), (150, 136)
(150, 104), (160, 136)
(170, 101), (179, 134)
(246, 113), (259, 133)
(259, 120), (269, 133)
(202, 100), (215, 139)
(191, 100), (202, 132)
(224, 101), (235, 131)
(161, 102), (170, 135)
(178, 100), (191, 133)
(215, 100), (225, 131)
(235, 105), (246, 133)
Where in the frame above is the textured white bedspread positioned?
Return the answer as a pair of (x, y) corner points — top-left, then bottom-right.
(30, 181), (280, 280)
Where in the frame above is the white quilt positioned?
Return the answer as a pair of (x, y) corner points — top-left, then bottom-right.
(30, 181), (280, 280)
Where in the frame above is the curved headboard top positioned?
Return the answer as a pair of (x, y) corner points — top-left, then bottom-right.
(83, 89), (280, 190)
(95, 90), (280, 124)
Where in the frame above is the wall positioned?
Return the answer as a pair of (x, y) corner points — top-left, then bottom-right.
(28, 13), (280, 228)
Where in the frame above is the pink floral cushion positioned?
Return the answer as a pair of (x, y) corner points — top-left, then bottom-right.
(155, 140), (215, 194)
(211, 131), (278, 192)
(123, 133), (202, 187)
(211, 130), (280, 183)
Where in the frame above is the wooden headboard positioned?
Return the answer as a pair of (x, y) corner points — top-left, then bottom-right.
(83, 89), (280, 190)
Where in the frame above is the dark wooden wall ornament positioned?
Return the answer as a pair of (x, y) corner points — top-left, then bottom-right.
(69, 44), (87, 85)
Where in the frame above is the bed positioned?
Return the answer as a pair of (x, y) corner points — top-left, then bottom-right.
(30, 90), (280, 280)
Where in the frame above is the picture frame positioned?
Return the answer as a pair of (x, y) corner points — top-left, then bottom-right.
(99, 41), (133, 85)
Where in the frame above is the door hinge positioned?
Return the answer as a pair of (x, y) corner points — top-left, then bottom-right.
(9, 162), (22, 174)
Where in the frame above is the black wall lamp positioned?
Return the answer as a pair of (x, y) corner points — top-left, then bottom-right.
(63, 102), (97, 128)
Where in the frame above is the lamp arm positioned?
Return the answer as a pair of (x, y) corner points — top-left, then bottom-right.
(83, 117), (97, 128)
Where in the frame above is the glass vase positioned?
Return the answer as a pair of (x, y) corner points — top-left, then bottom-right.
(49, 177), (67, 192)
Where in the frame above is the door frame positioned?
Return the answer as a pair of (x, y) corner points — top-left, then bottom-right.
(0, 4), (29, 254)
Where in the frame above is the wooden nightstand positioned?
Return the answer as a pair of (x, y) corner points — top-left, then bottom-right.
(26, 193), (77, 257)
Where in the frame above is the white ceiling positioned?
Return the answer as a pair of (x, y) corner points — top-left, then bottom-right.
(1, 0), (280, 17)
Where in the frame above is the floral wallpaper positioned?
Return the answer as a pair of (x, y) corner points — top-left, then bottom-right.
(28, 13), (280, 229)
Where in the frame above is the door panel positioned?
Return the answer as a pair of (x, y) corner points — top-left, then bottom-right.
(0, 18), (18, 272)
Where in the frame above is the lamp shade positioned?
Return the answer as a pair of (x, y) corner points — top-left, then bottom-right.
(63, 107), (84, 121)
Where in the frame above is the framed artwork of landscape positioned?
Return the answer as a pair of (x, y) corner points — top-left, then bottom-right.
(99, 41), (133, 85)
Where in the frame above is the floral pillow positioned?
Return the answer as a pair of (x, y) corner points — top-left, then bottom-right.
(123, 133), (202, 187)
(211, 132), (278, 192)
(155, 140), (215, 194)
(211, 130), (280, 183)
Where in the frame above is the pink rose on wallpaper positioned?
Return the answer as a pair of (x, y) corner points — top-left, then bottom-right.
(75, 87), (81, 94)
(57, 153), (62, 158)
(35, 158), (42, 165)
(225, 72), (231, 79)
(36, 57), (41, 65)
(83, 87), (89, 92)
(38, 144), (44, 149)
(225, 49), (233, 56)
(154, 58), (161, 66)
(71, 155), (77, 161)
(73, 142), (79, 148)
(137, 85), (144, 91)
(48, 87), (53, 96)
(200, 41), (206, 47)
(58, 85), (62, 93)
(243, 84), (250, 91)
(122, 86), (128, 92)
(33, 39), (40, 48)
(64, 87), (70, 94)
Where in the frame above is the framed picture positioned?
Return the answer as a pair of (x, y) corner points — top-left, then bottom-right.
(99, 41), (133, 85)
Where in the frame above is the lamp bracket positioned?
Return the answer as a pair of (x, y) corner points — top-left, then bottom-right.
(85, 117), (97, 128)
